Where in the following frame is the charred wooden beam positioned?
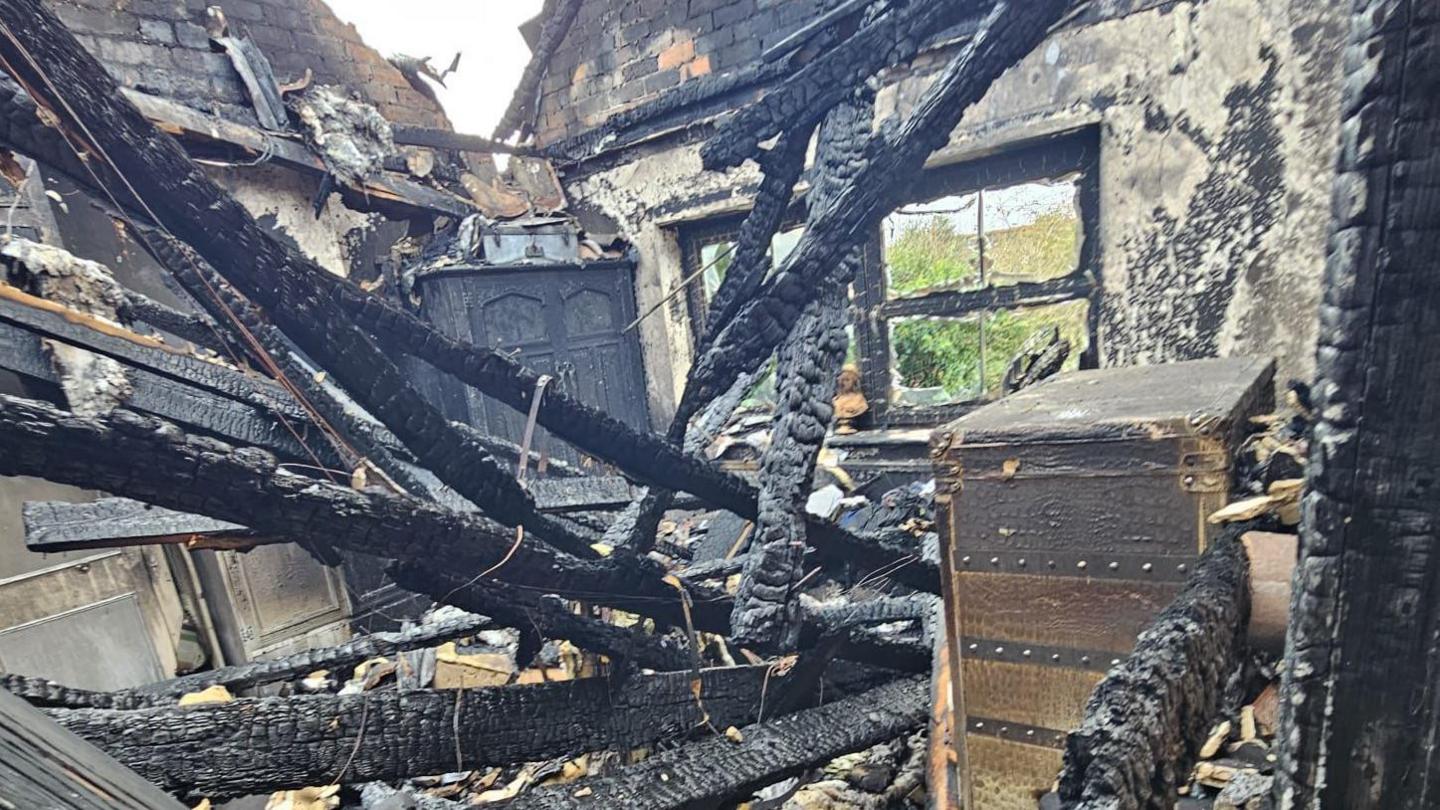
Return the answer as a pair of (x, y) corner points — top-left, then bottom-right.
(0, 4), (593, 557)
(0, 395), (724, 631)
(0, 673), (168, 711)
(1056, 532), (1251, 809)
(696, 127), (815, 353)
(1272, 2), (1440, 806)
(113, 289), (233, 356)
(685, 0), (1072, 425)
(340, 289), (936, 589)
(0, 688), (185, 810)
(802, 594), (935, 639)
(731, 92), (870, 649)
(493, 0), (584, 141)
(391, 125), (546, 157)
(132, 612), (491, 697)
(49, 665), (888, 799)
(498, 675), (929, 810)
(0, 302), (327, 464)
(388, 563), (692, 672)
(698, 0), (986, 170)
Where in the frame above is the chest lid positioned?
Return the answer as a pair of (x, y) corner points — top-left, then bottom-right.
(938, 356), (1275, 448)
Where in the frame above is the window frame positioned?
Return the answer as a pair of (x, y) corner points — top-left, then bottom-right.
(853, 129), (1104, 428)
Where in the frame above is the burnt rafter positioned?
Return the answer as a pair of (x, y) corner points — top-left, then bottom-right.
(0, 395), (727, 631)
(0, 0), (599, 559)
(1056, 532), (1251, 809)
(1272, 1), (1440, 806)
(387, 564), (694, 672)
(131, 613), (492, 697)
(698, 0), (988, 171)
(682, 0), (1074, 421)
(49, 665), (887, 800)
(493, 0), (585, 141)
(731, 91), (872, 649)
(498, 675), (930, 810)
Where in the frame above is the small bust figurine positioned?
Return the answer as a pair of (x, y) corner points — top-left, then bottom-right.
(833, 363), (869, 435)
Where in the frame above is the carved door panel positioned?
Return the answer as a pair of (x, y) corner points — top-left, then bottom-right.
(415, 262), (650, 470)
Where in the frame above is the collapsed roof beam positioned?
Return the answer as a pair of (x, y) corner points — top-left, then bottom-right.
(0, 395), (723, 631)
(493, 0), (585, 142)
(48, 665), (887, 800)
(452, 675), (929, 810)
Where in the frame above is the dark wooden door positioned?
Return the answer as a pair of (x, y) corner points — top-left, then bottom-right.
(415, 261), (650, 469)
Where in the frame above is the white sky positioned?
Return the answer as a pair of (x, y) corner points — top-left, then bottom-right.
(325, 0), (547, 135)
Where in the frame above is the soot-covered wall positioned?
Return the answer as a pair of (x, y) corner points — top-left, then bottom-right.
(538, 0), (1345, 424)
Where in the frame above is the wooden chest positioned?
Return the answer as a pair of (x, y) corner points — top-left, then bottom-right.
(931, 357), (1274, 809)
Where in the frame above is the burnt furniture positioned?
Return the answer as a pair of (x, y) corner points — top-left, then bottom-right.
(413, 259), (651, 468)
(932, 356), (1274, 809)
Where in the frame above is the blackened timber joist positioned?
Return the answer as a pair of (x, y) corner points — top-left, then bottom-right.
(492, 0), (584, 141)
(0, 394), (726, 632)
(388, 564), (693, 672)
(731, 91), (871, 650)
(0, 673), (169, 711)
(685, 0), (1073, 431)
(0, 3), (595, 559)
(132, 612), (492, 696)
(0, 314), (323, 463)
(0, 688), (185, 810)
(698, 0), (988, 170)
(499, 675), (930, 810)
(1056, 532), (1251, 809)
(48, 665), (888, 800)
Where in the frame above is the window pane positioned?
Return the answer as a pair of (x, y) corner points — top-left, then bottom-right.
(699, 241), (734, 300)
(772, 227), (804, 266)
(888, 315), (983, 406)
(980, 298), (1090, 394)
(983, 177), (1082, 285)
(883, 194), (981, 299)
(887, 299), (1091, 407)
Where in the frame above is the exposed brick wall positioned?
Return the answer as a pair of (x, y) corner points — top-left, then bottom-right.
(43, 0), (449, 129)
(534, 0), (823, 145)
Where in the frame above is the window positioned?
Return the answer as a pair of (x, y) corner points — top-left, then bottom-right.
(854, 132), (1102, 426)
(673, 131), (1100, 428)
(679, 215), (806, 345)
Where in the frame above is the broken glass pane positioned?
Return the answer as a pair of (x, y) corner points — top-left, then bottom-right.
(982, 177), (1082, 285)
(888, 315), (983, 406)
(888, 299), (1091, 407)
(699, 240), (734, 301)
(980, 298), (1090, 394)
(882, 194), (981, 299)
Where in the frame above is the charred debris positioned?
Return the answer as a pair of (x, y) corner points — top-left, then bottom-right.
(0, 0), (1435, 809)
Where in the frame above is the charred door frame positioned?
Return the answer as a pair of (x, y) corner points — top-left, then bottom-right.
(853, 128), (1104, 427)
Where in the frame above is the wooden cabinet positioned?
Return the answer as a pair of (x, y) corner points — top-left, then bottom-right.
(413, 260), (651, 468)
